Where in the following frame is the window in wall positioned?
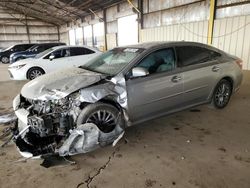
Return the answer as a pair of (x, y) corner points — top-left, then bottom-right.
(69, 29), (76, 45)
(75, 27), (83, 45)
(84, 25), (93, 47)
(118, 14), (138, 46)
(93, 22), (105, 51)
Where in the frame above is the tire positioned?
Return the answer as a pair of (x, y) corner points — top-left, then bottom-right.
(27, 67), (45, 80)
(212, 79), (232, 109)
(1, 56), (9, 64)
(77, 102), (120, 133)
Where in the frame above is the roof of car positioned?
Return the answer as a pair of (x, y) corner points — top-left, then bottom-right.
(119, 41), (211, 49)
(51, 45), (100, 52)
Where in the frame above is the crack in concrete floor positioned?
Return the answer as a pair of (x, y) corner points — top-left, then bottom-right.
(76, 149), (117, 188)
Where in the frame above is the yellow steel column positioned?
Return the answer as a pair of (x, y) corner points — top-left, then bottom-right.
(207, 0), (216, 45)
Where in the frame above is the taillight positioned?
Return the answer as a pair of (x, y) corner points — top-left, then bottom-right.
(235, 59), (243, 69)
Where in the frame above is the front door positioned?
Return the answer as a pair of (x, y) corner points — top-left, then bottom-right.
(45, 48), (71, 72)
(126, 48), (184, 123)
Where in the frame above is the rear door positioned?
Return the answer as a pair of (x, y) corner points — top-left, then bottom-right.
(176, 45), (222, 106)
(126, 47), (184, 122)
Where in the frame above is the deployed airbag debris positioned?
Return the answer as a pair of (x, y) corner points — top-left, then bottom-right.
(0, 113), (17, 124)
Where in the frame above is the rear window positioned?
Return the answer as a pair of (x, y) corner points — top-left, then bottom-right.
(176, 46), (221, 67)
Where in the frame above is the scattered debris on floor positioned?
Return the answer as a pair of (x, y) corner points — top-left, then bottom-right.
(190, 109), (201, 112)
(0, 113), (17, 125)
(0, 123), (16, 148)
(40, 155), (76, 168)
(218, 147), (227, 152)
(145, 179), (157, 187)
(0, 127), (11, 139)
(234, 155), (250, 163)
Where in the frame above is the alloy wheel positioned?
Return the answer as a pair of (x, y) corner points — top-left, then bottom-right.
(214, 83), (231, 107)
(1, 57), (9, 63)
(29, 69), (43, 80)
(86, 110), (116, 133)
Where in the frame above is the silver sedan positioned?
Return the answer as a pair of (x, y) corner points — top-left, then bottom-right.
(13, 41), (243, 157)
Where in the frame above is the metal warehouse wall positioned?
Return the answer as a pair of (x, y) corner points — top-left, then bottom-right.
(59, 1), (137, 49)
(213, 15), (250, 70)
(140, 20), (208, 44)
(59, 0), (250, 70)
(0, 6), (60, 49)
(140, 0), (250, 70)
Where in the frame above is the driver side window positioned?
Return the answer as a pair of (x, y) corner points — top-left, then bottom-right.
(45, 49), (70, 59)
(136, 48), (176, 75)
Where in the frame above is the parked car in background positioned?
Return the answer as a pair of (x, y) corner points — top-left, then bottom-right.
(12, 42), (243, 157)
(10, 42), (66, 63)
(8, 45), (101, 80)
(0, 43), (36, 64)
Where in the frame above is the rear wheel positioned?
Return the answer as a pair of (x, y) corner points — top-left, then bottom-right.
(27, 67), (45, 80)
(1, 56), (9, 64)
(77, 103), (120, 133)
(212, 79), (232, 109)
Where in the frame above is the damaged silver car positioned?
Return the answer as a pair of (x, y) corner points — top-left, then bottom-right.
(12, 42), (243, 157)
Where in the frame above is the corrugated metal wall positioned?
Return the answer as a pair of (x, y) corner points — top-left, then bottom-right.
(212, 15), (250, 70)
(59, 0), (250, 70)
(140, 20), (208, 44)
(0, 6), (59, 49)
(140, 15), (250, 70)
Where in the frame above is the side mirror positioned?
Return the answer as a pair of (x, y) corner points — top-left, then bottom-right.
(49, 54), (55, 61)
(131, 67), (149, 78)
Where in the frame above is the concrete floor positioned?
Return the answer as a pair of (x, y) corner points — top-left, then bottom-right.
(0, 63), (250, 188)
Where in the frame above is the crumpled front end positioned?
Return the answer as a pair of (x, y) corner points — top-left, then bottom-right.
(12, 76), (127, 158)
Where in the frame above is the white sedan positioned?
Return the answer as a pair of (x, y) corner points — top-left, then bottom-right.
(8, 45), (101, 80)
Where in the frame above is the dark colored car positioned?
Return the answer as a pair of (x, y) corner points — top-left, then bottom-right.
(10, 42), (66, 63)
(0, 43), (36, 64)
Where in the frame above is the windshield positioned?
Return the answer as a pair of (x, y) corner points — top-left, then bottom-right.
(35, 48), (54, 59)
(80, 47), (144, 75)
(3, 45), (14, 51)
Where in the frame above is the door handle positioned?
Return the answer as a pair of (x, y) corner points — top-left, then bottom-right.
(171, 75), (182, 83)
(212, 66), (220, 72)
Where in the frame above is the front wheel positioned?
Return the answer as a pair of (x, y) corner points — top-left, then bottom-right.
(212, 79), (232, 109)
(1, 56), (9, 64)
(77, 103), (120, 133)
(27, 67), (45, 80)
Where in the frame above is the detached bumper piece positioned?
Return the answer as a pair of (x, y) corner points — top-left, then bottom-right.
(58, 122), (124, 156)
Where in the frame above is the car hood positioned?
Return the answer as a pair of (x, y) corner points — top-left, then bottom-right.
(21, 67), (105, 100)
